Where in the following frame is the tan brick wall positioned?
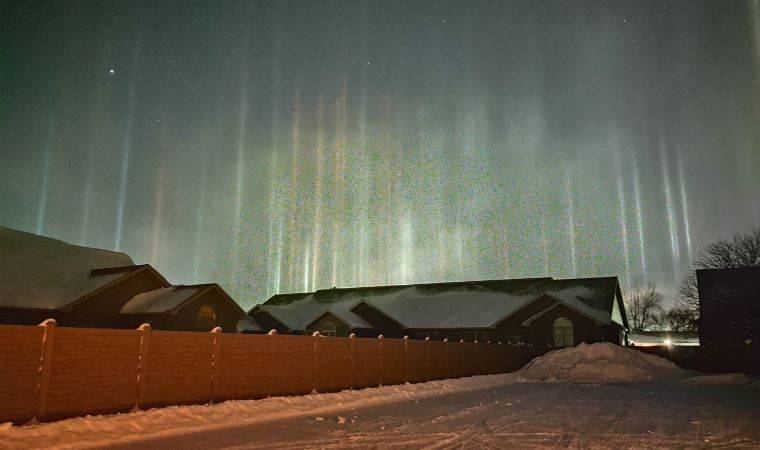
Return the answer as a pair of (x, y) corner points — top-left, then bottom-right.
(0, 325), (541, 424)
(405, 340), (428, 383)
(351, 337), (380, 388)
(428, 341), (447, 380)
(0, 325), (44, 423)
(269, 335), (315, 396)
(380, 339), (405, 385)
(315, 337), (352, 393)
(446, 341), (464, 378)
(141, 331), (214, 408)
(215, 334), (273, 401)
(45, 327), (140, 420)
(462, 342), (478, 376)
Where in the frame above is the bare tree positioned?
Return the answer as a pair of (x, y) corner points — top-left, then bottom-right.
(661, 307), (697, 333)
(678, 227), (760, 325)
(625, 283), (665, 333)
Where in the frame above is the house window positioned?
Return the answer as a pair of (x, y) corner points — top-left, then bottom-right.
(321, 321), (337, 337)
(553, 317), (574, 347)
(196, 305), (217, 331)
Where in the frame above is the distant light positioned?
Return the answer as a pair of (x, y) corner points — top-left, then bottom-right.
(663, 338), (672, 346)
(109, 69), (115, 74)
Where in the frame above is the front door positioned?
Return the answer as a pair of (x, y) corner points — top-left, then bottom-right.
(553, 317), (574, 347)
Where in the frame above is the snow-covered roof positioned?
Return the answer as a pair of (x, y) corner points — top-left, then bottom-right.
(0, 226), (135, 310)
(257, 296), (374, 330)
(360, 287), (536, 328)
(237, 317), (263, 332)
(258, 277), (622, 331)
(120, 286), (204, 314)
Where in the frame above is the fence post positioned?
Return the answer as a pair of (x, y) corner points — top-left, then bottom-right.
(460, 339), (465, 377)
(443, 338), (449, 379)
(35, 319), (56, 421)
(377, 335), (384, 386)
(267, 330), (277, 396)
(348, 333), (356, 389)
(424, 337), (430, 382)
(474, 340), (480, 376)
(210, 327), (223, 403)
(135, 323), (151, 410)
(402, 335), (409, 383)
(312, 331), (320, 392)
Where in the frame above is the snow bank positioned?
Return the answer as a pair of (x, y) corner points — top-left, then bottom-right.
(0, 374), (518, 450)
(684, 373), (750, 385)
(517, 342), (685, 384)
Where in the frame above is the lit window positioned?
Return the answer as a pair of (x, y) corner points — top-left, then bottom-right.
(321, 321), (337, 337)
(553, 317), (574, 347)
(196, 305), (217, 331)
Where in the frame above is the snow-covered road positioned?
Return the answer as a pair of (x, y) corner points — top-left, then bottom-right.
(4, 343), (760, 449)
(111, 376), (760, 449)
(5, 372), (759, 449)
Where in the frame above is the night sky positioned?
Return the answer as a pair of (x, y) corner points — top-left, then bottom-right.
(1, 1), (758, 309)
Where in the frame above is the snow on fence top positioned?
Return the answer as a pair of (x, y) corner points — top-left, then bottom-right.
(517, 342), (686, 384)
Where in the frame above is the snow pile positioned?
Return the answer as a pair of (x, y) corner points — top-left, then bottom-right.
(517, 342), (685, 384)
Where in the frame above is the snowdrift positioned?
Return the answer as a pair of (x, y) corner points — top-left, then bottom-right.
(517, 342), (685, 384)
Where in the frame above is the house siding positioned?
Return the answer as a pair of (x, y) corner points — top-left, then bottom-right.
(66, 270), (169, 327)
(525, 304), (601, 346)
(172, 290), (245, 332)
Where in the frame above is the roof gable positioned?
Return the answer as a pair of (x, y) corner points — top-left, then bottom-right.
(520, 293), (608, 326)
(120, 284), (244, 315)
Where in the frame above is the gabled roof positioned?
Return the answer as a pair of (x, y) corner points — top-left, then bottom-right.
(120, 283), (244, 315)
(0, 226), (136, 310)
(254, 296), (374, 331)
(256, 276), (624, 331)
(356, 287), (538, 329)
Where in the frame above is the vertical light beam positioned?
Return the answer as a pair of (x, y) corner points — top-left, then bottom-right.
(36, 115), (57, 235)
(114, 43), (140, 251)
(633, 158), (648, 276)
(677, 154), (693, 264)
(564, 168), (578, 278)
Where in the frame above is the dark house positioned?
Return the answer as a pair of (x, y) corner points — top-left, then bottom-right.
(697, 267), (760, 349)
(0, 226), (246, 331)
(249, 277), (628, 347)
(119, 284), (247, 332)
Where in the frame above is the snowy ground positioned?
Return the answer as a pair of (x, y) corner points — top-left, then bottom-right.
(3, 344), (760, 449)
(2, 374), (759, 449)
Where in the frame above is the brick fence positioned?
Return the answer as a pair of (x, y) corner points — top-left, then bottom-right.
(0, 321), (542, 424)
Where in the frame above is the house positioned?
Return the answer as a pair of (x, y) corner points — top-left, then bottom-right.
(697, 267), (760, 349)
(118, 283), (247, 332)
(0, 225), (246, 331)
(249, 277), (628, 347)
